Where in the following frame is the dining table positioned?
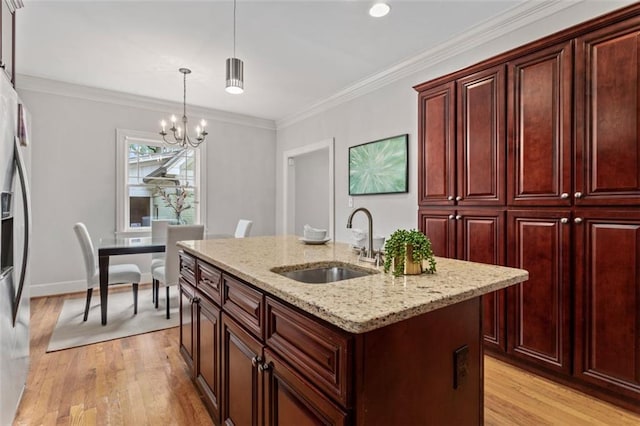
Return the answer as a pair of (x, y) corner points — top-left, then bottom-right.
(97, 233), (231, 325)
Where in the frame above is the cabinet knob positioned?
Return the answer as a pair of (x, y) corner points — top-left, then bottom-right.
(448, 214), (455, 220)
(574, 217), (583, 224)
(251, 356), (263, 368)
(560, 218), (569, 224)
(190, 296), (200, 304)
(447, 195), (454, 201)
(455, 215), (462, 220)
(455, 196), (462, 201)
(560, 193), (569, 199)
(258, 362), (271, 372)
(574, 192), (583, 199)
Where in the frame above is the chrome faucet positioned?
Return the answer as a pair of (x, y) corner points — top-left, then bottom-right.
(346, 207), (375, 262)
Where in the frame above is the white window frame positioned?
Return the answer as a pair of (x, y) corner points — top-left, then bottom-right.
(116, 128), (206, 236)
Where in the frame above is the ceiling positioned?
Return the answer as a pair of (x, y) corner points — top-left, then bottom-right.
(18, 1), (543, 122)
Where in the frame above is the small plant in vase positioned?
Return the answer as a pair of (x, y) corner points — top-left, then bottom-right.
(383, 229), (437, 277)
(154, 185), (192, 224)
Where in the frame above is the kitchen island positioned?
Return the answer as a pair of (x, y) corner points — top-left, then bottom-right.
(177, 235), (528, 425)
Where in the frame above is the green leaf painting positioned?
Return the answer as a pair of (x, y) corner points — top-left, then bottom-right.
(349, 135), (408, 195)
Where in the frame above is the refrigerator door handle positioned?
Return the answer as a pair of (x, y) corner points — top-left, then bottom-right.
(12, 136), (30, 327)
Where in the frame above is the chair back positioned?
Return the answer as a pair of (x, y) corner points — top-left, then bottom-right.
(164, 224), (205, 286)
(151, 219), (173, 260)
(234, 219), (253, 238)
(73, 222), (96, 287)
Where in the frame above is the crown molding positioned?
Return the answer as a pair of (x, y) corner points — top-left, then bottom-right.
(15, 74), (277, 131)
(276, 0), (581, 129)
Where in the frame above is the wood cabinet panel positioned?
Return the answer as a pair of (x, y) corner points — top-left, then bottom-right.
(179, 251), (196, 286)
(195, 295), (221, 424)
(508, 41), (572, 206)
(221, 313), (264, 426)
(223, 274), (264, 340)
(456, 65), (506, 206)
(574, 210), (640, 399)
(179, 279), (196, 372)
(265, 297), (351, 407)
(507, 210), (571, 373)
(263, 349), (348, 426)
(575, 17), (640, 206)
(418, 82), (456, 205)
(418, 208), (456, 258)
(197, 261), (222, 305)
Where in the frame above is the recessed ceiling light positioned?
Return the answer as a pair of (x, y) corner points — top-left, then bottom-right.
(369, 2), (391, 18)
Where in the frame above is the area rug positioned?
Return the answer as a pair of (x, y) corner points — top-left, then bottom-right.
(47, 286), (179, 352)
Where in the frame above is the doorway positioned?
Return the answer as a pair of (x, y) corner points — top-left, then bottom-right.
(282, 138), (334, 239)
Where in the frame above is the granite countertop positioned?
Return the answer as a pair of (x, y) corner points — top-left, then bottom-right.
(178, 235), (528, 334)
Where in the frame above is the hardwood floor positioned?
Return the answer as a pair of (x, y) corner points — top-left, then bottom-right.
(14, 292), (640, 425)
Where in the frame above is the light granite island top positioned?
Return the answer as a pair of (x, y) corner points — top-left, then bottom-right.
(178, 235), (528, 334)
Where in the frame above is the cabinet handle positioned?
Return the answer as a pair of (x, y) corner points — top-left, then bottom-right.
(251, 356), (263, 368)
(448, 214), (455, 220)
(447, 195), (454, 201)
(258, 362), (271, 372)
(560, 218), (569, 224)
(455, 215), (462, 220)
(190, 296), (200, 304)
(455, 196), (462, 201)
(574, 192), (583, 199)
(574, 218), (583, 224)
(560, 193), (569, 199)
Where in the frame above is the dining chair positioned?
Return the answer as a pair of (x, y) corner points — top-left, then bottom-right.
(234, 219), (253, 238)
(150, 219), (173, 304)
(73, 222), (142, 322)
(152, 224), (205, 319)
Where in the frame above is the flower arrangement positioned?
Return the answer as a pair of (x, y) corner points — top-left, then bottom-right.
(154, 185), (192, 223)
(383, 229), (437, 277)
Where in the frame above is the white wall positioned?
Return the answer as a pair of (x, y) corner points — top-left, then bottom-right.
(19, 87), (276, 296)
(275, 0), (633, 244)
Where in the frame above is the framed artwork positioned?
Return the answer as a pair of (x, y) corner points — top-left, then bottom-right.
(349, 134), (408, 195)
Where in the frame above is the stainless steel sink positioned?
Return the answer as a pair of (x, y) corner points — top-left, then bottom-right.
(271, 262), (378, 284)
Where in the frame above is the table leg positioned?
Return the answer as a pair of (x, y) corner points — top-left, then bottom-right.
(99, 254), (109, 325)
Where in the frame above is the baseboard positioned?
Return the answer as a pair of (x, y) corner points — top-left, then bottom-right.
(30, 273), (153, 298)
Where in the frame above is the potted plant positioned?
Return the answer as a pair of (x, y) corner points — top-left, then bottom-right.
(383, 229), (437, 277)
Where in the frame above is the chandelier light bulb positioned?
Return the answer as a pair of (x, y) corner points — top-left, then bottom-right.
(369, 2), (390, 18)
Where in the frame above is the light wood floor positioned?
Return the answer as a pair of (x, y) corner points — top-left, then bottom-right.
(14, 292), (640, 425)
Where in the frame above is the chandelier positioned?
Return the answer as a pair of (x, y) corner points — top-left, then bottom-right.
(159, 68), (207, 148)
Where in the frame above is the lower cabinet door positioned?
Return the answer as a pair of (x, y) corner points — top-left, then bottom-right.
(221, 313), (264, 426)
(263, 349), (348, 426)
(195, 294), (221, 423)
(179, 279), (196, 371)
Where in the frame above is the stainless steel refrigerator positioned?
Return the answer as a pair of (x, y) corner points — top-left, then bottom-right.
(0, 73), (31, 425)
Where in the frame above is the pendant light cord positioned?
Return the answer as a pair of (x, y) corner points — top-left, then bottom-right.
(233, 0), (237, 58)
(183, 71), (187, 118)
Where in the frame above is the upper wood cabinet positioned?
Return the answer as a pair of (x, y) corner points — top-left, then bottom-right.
(507, 41), (573, 206)
(575, 16), (640, 206)
(0, 0), (15, 85)
(456, 65), (506, 206)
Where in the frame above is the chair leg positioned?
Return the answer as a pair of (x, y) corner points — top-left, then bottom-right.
(133, 283), (139, 315)
(152, 279), (155, 304)
(166, 286), (170, 319)
(83, 288), (93, 322)
(155, 281), (160, 309)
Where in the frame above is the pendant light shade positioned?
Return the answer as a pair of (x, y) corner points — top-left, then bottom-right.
(225, 57), (244, 94)
(225, 0), (244, 94)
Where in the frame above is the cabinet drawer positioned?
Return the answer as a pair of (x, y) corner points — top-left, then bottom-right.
(179, 251), (196, 285)
(265, 297), (351, 407)
(198, 261), (222, 305)
(222, 274), (264, 339)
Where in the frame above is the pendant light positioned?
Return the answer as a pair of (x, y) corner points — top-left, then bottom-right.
(225, 0), (244, 94)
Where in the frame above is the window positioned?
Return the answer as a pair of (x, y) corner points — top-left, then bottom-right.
(116, 129), (205, 234)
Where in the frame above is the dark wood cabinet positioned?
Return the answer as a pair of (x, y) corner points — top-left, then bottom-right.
(263, 349), (348, 426)
(419, 208), (506, 350)
(506, 210), (572, 373)
(456, 65), (506, 206)
(418, 82), (456, 206)
(575, 16), (640, 206)
(179, 278), (196, 372)
(221, 313), (264, 426)
(195, 294), (221, 423)
(574, 210), (640, 400)
(507, 41), (573, 206)
(0, 0), (15, 85)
